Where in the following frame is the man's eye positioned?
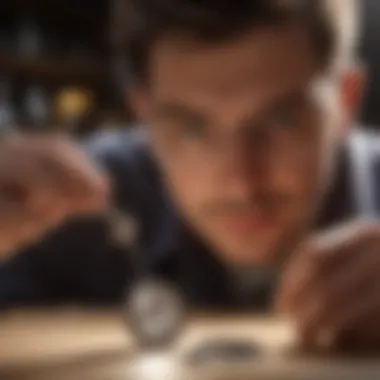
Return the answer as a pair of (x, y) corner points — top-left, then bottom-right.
(269, 108), (300, 128)
(179, 120), (207, 138)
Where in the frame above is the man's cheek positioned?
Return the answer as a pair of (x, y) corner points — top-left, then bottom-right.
(285, 154), (321, 194)
(164, 170), (207, 215)
(165, 159), (211, 193)
(273, 174), (319, 229)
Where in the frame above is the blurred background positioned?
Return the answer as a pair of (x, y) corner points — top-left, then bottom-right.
(0, 0), (379, 137)
(0, 0), (133, 139)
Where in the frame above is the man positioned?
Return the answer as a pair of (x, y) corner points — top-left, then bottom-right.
(0, 0), (378, 351)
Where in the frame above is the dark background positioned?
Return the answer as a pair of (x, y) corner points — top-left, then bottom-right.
(0, 0), (129, 137)
(0, 0), (379, 137)
(360, 0), (380, 128)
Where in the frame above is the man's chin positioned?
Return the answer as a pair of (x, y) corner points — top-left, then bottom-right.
(207, 225), (303, 266)
(212, 238), (283, 266)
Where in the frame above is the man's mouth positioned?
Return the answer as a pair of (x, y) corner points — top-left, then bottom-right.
(217, 211), (278, 235)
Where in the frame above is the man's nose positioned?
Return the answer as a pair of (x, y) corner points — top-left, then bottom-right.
(220, 139), (267, 198)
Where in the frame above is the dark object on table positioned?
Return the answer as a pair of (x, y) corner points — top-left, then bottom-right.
(186, 339), (262, 366)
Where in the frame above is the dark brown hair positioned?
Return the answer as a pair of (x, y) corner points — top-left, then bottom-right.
(111, 0), (337, 83)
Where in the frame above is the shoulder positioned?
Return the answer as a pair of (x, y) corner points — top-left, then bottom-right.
(347, 126), (380, 214)
(81, 126), (169, 229)
(347, 126), (380, 170)
(348, 126), (380, 153)
(83, 126), (149, 168)
(82, 125), (160, 189)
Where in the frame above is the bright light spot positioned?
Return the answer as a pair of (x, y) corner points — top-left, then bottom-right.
(128, 352), (184, 380)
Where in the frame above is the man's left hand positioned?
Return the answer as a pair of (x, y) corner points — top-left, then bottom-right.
(276, 220), (380, 352)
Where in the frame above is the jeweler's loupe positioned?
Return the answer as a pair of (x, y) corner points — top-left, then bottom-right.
(107, 207), (188, 349)
(126, 278), (187, 349)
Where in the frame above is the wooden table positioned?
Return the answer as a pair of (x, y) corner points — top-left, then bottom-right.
(1, 309), (380, 380)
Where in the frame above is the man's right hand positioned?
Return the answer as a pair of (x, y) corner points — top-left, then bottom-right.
(0, 134), (109, 260)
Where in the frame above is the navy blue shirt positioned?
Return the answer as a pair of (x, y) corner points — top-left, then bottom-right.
(0, 128), (375, 310)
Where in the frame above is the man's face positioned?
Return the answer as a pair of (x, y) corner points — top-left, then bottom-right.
(134, 25), (356, 266)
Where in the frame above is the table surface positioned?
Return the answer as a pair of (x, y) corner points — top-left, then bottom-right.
(1, 309), (380, 380)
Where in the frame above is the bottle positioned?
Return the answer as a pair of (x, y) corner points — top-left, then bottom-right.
(23, 83), (51, 130)
(53, 86), (94, 137)
(17, 16), (44, 59)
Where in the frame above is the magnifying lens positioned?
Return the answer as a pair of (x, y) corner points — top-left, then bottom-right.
(108, 207), (187, 349)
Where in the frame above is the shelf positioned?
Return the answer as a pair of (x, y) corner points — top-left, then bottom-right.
(0, 53), (110, 85)
(0, 0), (107, 23)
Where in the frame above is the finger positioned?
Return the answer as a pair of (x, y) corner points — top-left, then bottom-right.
(299, 285), (380, 353)
(275, 242), (315, 313)
(0, 141), (45, 205)
(0, 158), (71, 221)
(0, 137), (76, 210)
(296, 246), (380, 350)
(338, 295), (380, 352)
(299, 241), (380, 323)
(0, 135), (109, 212)
(33, 138), (109, 212)
(0, 200), (67, 259)
(309, 220), (380, 270)
(281, 225), (380, 315)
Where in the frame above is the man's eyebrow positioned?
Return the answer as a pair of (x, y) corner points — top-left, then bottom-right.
(265, 89), (308, 110)
(153, 102), (207, 120)
(239, 89), (308, 126)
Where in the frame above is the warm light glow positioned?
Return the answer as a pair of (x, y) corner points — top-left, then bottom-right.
(128, 352), (184, 380)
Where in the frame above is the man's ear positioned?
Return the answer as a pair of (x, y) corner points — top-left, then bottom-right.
(340, 65), (365, 134)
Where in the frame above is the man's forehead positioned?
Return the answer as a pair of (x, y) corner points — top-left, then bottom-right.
(150, 25), (321, 95)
